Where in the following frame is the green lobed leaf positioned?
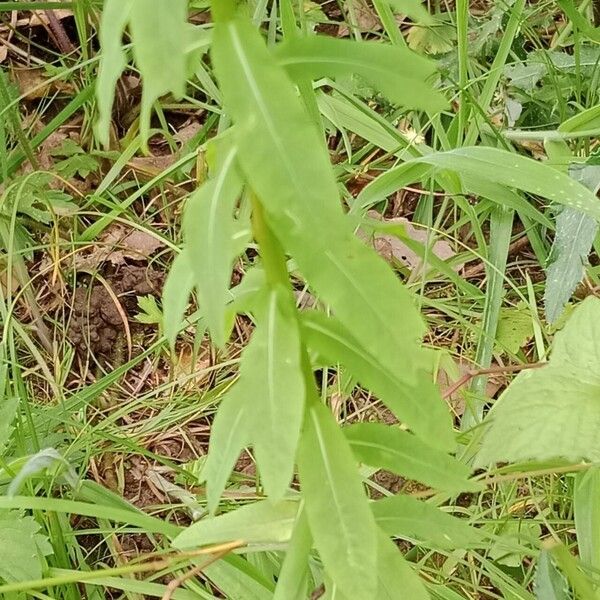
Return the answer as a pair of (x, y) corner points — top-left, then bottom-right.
(297, 402), (378, 599)
(372, 495), (483, 549)
(274, 37), (446, 112)
(477, 296), (600, 465)
(183, 143), (243, 347)
(0, 511), (52, 583)
(345, 423), (481, 493)
(544, 164), (600, 324)
(384, 0), (434, 23)
(212, 15), (427, 381)
(172, 500), (299, 549)
(301, 310), (454, 450)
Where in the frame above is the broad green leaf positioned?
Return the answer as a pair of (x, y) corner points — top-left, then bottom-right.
(172, 500), (299, 549)
(358, 147), (600, 219)
(203, 388), (250, 513)
(372, 495), (483, 549)
(345, 423), (481, 493)
(128, 0), (189, 141)
(0, 511), (52, 582)
(298, 402), (378, 599)
(245, 287), (305, 500)
(95, 0), (134, 145)
(535, 550), (569, 600)
(273, 508), (313, 600)
(574, 468), (600, 570)
(376, 530), (430, 600)
(477, 297), (600, 465)
(301, 311), (454, 450)
(274, 37), (446, 112)
(162, 249), (194, 348)
(544, 164), (600, 323)
(183, 144), (243, 347)
(212, 15), (427, 380)
(204, 555), (275, 600)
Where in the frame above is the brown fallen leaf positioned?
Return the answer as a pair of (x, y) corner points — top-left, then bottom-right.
(11, 68), (75, 99)
(365, 211), (464, 273)
(74, 224), (165, 270)
(338, 0), (381, 36)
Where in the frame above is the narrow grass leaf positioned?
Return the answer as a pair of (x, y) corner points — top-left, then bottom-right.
(372, 495), (483, 549)
(345, 423), (480, 493)
(574, 468), (600, 570)
(162, 249), (194, 348)
(359, 147), (600, 219)
(173, 500), (299, 549)
(477, 297), (600, 465)
(0, 397), (18, 455)
(203, 389), (251, 513)
(298, 402), (378, 599)
(183, 145), (243, 347)
(212, 17), (427, 379)
(245, 287), (305, 500)
(301, 311), (454, 450)
(545, 164), (600, 323)
(204, 555), (275, 600)
(274, 37), (446, 112)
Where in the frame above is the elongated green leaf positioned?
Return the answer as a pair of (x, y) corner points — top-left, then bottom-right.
(376, 530), (430, 600)
(245, 287), (305, 500)
(95, 0), (134, 145)
(212, 16), (427, 380)
(301, 311), (454, 450)
(535, 550), (569, 600)
(358, 147), (600, 219)
(346, 423), (480, 493)
(128, 0), (189, 141)
(203, 389), (251, 513)
(0, 397), (18, 456)
(545, 164), (600, 323)
(204, 555), (275, 600)
(372, 495), (483, 549)
(173, 500), (299, 549)
(275, 37), (446, 112)
(273, 508), (313, 600)
(298, 402), (378, 599)
(574, 468), (600, 570)
(183, 145), (243, 347)
(477, 297), (600, 465)
(162, 249), (194, 348)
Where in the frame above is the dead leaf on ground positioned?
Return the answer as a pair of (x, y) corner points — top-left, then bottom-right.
(365, 211), (464, 273)
(437, 359), (503, 417)
(129, 154), (177, 178)
(73, 224), (165, 270)
(338, 0), (381, 36)
(11, 68), (75, 99)
(29, 9), (73, 27)
(171, 344), (212, 388)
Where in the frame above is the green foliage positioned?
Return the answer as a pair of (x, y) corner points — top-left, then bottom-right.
(478, 297), (600, 465)
(0, 511), (52, 583)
